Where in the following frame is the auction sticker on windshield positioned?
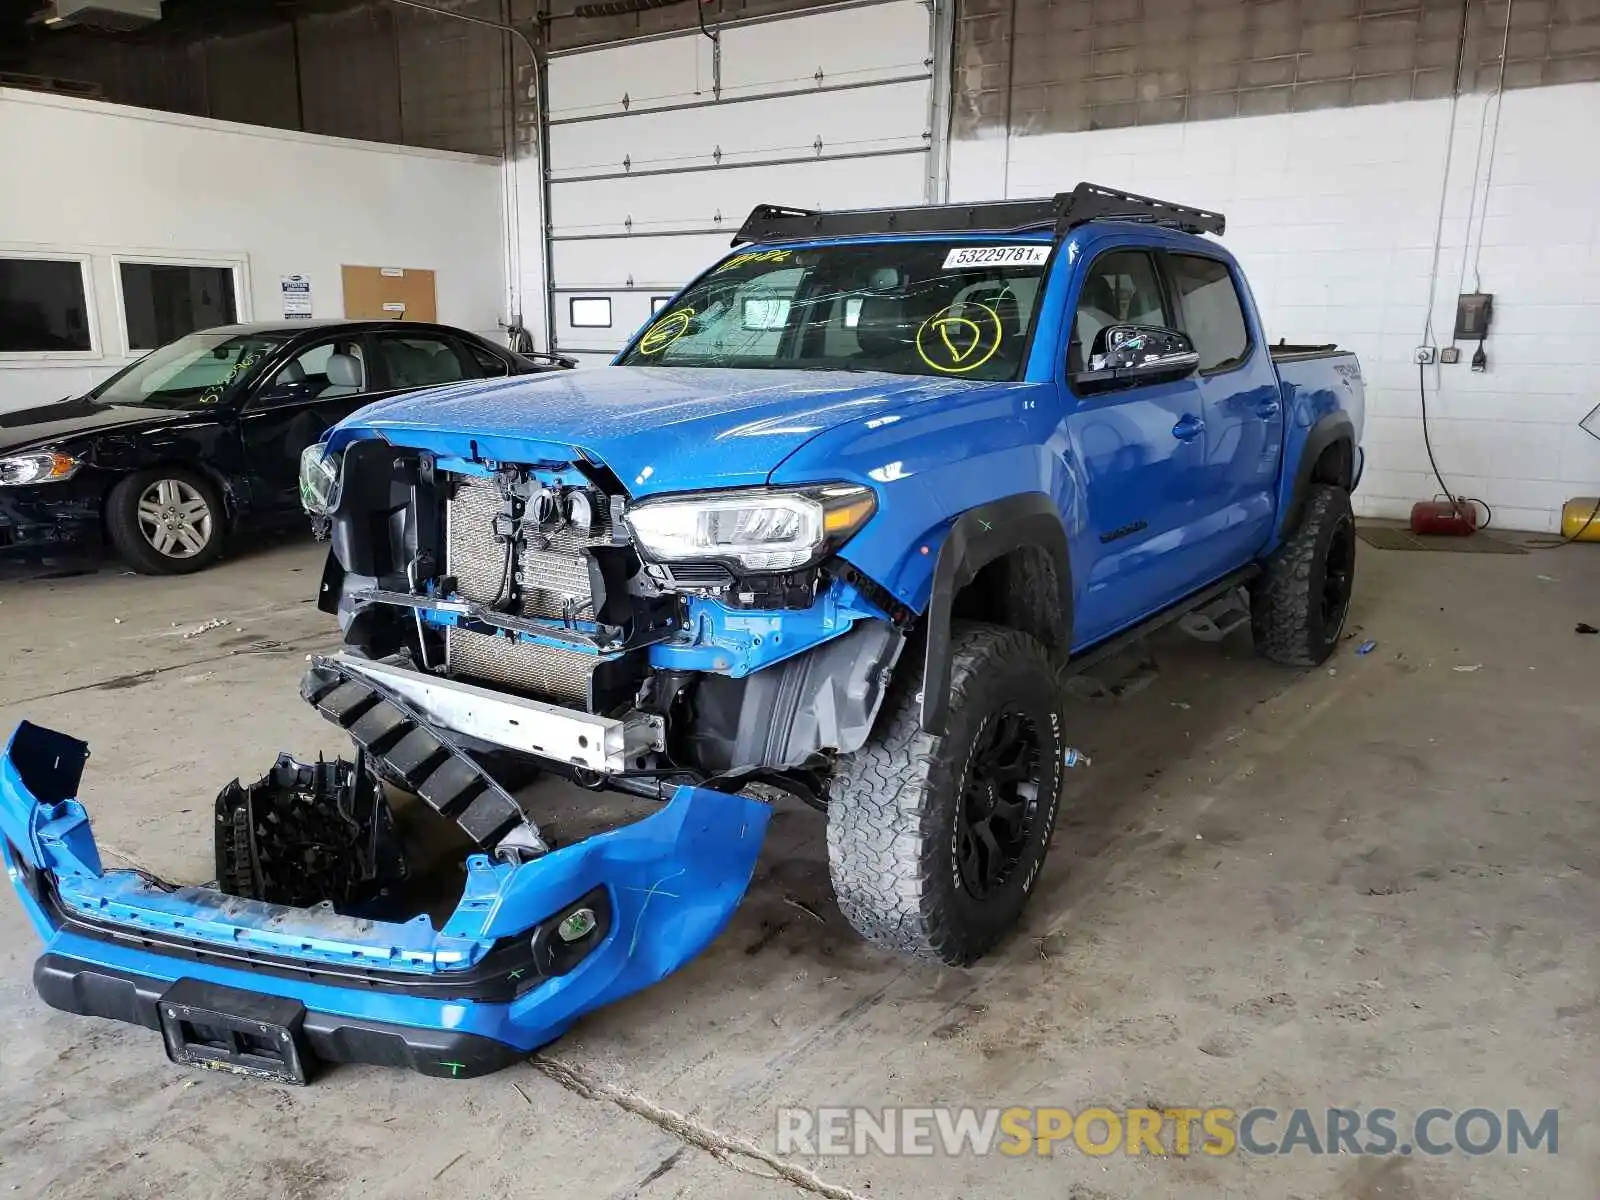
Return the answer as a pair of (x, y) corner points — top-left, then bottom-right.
(942, 245), (1051, 269)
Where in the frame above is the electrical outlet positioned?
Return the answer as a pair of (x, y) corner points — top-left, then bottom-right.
(1440, 346), (1461, 364)
(1413, 345), (1436, 365)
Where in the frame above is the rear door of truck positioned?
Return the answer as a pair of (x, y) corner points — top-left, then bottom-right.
(1160, 250), (1285, 569)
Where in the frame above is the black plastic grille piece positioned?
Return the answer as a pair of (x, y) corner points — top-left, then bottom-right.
(300, 658), (536, 851)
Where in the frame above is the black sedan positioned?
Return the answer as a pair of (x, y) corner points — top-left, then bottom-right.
(0, 320), (571, 574)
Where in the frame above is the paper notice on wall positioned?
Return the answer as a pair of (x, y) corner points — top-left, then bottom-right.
(280, 274), (313, 319)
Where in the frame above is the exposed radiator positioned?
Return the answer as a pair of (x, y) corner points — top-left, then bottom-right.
(444, 474), (610, 705)
(445, 627), (593, 706)
(445, 474), (612, 619)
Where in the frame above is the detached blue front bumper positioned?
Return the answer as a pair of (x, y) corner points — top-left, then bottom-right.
(0, 722), (770, 1079)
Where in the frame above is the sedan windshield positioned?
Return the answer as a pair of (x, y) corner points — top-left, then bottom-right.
(615, 241), (1050, 382)
(91, 331), (289, 410)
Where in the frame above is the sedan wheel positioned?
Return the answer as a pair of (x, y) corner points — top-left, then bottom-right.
(135, 478), (214, 559)
(107, 468), (226, 575)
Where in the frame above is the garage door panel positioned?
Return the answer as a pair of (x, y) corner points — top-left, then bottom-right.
(718, 1), (931, 96)
(547, 36), (712, 121)
(550, 153), (928, 239)
(548, 79), (930, 179)
(552, 234), (735, 289)
(544, 1), (935, 357)
(554, 291), (672, 352)
(548, 1), (929, 120)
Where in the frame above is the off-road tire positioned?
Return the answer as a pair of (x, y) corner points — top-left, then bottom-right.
(106, 467), (226, 575)
(827, 623), (1065, 965)
(1252, 483), (1356, 666)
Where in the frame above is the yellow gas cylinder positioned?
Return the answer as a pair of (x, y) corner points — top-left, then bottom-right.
(1561, 497), (1600, 541)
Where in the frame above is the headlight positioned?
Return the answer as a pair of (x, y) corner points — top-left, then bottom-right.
(0, 451), (79, 487)
(624, 484), (876, 572)
(298, 443), (344, 515)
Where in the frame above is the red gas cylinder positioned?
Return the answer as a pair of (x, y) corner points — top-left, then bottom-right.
(1410, 498), (1479, 536)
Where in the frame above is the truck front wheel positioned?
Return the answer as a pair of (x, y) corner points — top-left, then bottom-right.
(827, 624), (1065, 965)
(1252, 482), (1357, 666)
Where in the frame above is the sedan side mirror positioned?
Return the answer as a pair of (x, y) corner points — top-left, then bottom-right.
(254, 378), (318, 406)
(1071, 324), (1200, 393)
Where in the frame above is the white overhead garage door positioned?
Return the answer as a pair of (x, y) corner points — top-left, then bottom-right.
(544, 0), (941, 364)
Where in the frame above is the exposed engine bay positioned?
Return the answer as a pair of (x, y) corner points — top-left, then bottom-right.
(301, 436), (906, 869)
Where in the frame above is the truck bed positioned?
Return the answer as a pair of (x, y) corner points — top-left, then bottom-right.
(1269, 342), (1343, 363)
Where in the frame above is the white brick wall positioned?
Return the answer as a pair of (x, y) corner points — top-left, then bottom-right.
(950, 82), (1600, 533)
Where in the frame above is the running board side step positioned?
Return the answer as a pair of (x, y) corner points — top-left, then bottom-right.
(1177, 585), (1253, 643)
(301, 655), (547, 859)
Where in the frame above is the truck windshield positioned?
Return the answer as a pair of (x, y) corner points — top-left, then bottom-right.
(616, 241), (1051, 381)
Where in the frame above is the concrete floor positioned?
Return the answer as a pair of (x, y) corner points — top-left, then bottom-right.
(0, 533), (1596, 1199)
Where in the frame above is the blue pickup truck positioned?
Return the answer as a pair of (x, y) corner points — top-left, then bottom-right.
(2, 184), (1363, 1080)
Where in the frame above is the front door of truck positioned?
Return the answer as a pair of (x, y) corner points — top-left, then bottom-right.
(1161, 251), (1283, 567)
(1063, 248), (1214, 645)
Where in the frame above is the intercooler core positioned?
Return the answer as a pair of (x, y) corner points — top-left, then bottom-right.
(444, 474), (611, 706)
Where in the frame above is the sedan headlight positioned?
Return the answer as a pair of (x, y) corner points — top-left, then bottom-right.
(0, 451), (79, 487)
(624, 484), (876, 572)
(298, 443), (344, 515)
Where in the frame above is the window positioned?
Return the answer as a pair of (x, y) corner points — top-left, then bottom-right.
(616, 243), (1045, 381)
(570, 297), (612, 328)
(262, 339), (368, 402)
(464, 339), (510, 377)
(650, 296), (672, 314)
(89, 331), (287, 410)
(0, 257), (91, 352)
(639, 267), (807, 363)
(119, 263), (238, 351)
(1070, 250), (1171, 374)
(373, 333), (471, 389)
(1167, 254), (1249, 372)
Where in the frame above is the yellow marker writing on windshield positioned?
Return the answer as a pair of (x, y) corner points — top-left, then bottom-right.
(915, 303), (1003, 374)
(715, 248), (792, 273)
(638, 308), (694, 355)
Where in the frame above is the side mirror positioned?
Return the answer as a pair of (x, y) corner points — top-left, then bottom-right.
(1071, 324), (1200, 393)
(255, 377), (317, 405)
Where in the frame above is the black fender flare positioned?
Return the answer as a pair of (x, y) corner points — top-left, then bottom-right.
(1278, 412), (1355, 541)
(919, 493), (1073, 736)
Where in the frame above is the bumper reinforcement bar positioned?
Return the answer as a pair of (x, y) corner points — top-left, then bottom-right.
(314, 653), (665, 776)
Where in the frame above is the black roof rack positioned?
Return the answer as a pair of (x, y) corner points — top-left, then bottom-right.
(731, 182), (1225, 245)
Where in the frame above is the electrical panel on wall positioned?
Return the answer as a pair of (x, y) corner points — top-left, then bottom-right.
(1453, 293), (1493, 341)
(1453, 293), (1493, 373)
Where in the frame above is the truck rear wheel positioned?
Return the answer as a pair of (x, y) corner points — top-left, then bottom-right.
(827, 624), (1065, 965)
(1252, 483), (1356, 666)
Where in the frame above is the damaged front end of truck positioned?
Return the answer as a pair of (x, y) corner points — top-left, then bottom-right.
(0, 390), (910, 1081)
(1, 718), (771, 1081)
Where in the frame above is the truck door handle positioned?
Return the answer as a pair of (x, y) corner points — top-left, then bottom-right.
(1172, 414), (1205, 441)
(1256, 399), (1281, 419)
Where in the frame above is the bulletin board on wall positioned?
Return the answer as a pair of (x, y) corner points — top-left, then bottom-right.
(340, 265), (438, 321)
